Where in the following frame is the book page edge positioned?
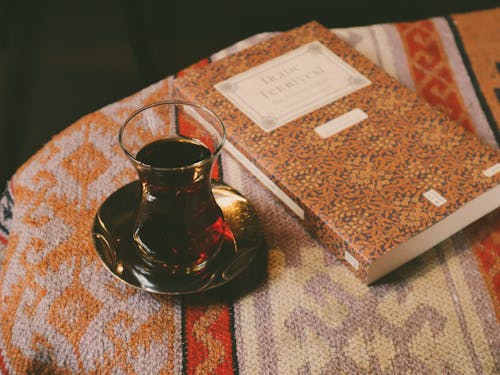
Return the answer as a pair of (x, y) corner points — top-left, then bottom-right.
(224, 140), (305, 219)
(366, 183), (500, 284)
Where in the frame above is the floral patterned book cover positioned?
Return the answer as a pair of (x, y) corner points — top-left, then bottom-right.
(173, 21), (500, 283)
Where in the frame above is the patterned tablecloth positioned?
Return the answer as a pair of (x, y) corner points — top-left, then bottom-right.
(0, 8), (499, 375)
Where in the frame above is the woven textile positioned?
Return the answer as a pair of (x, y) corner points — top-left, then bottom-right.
(0, 8), (499, 374)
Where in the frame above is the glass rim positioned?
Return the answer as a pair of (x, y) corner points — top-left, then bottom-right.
(118, 100), (226, 172)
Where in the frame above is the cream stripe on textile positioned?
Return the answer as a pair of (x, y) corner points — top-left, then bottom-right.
(453, 232), (500, 369)
(380, 23), (416, 90)
(333, 25), (398, 79)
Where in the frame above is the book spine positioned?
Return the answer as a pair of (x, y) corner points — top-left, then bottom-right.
(302, 207), (370, 283)
(227, 148), (371, 282)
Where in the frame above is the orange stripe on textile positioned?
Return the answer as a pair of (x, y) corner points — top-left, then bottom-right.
(184, 303), (235, 375)
(396, 20), (476, 133)
(451, 9), (500, 128)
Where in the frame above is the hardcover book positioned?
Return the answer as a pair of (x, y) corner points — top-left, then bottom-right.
(173, 21), (500, 284)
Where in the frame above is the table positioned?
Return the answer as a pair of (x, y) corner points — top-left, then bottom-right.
(0, 8), (499, 374)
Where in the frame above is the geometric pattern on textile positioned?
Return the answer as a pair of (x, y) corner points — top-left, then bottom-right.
(0, 10), (499, 374)
(396, 20), (476, 133)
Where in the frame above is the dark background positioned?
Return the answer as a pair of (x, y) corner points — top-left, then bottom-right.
(0, 0), (497, 184)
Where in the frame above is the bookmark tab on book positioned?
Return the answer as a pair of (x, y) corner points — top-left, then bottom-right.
(483, 163), (500, 177)
(315, 109), (368, 138)
(345, 251), (359, 270)
(423, 189), (447, 207)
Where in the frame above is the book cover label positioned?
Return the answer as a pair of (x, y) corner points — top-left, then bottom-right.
(483, 163), (500, 177)
(424, 189), (447, 207)
(314, 108), (368, 138)
(214, 41), (370, 132)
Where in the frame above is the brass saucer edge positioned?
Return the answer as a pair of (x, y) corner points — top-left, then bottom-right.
(92, 181), (262, 295)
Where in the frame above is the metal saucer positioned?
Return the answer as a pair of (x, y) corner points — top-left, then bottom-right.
(92, 181), (262, 295)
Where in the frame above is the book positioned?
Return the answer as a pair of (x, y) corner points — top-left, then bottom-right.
(173, 21), (500, 284)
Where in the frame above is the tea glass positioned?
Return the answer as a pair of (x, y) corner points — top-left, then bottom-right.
(119, 100), (227, 276)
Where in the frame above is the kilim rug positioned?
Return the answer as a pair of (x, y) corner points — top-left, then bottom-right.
(0, 8), (499, 374)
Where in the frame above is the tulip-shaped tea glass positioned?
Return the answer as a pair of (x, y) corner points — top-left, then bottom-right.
(119, 100), (227, 276)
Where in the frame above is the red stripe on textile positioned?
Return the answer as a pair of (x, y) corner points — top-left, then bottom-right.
(176, 57), (224, 181)
(177, 99), (221, 181)
(396, 20), (476, 133)
(184, 304), (235, 375)
(0, 348), (8, 375)
(177, 81), (235, 373)
(0, 236), (7, 246)
(472, 214), (500, 320)
(177, 59), (210, 78)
